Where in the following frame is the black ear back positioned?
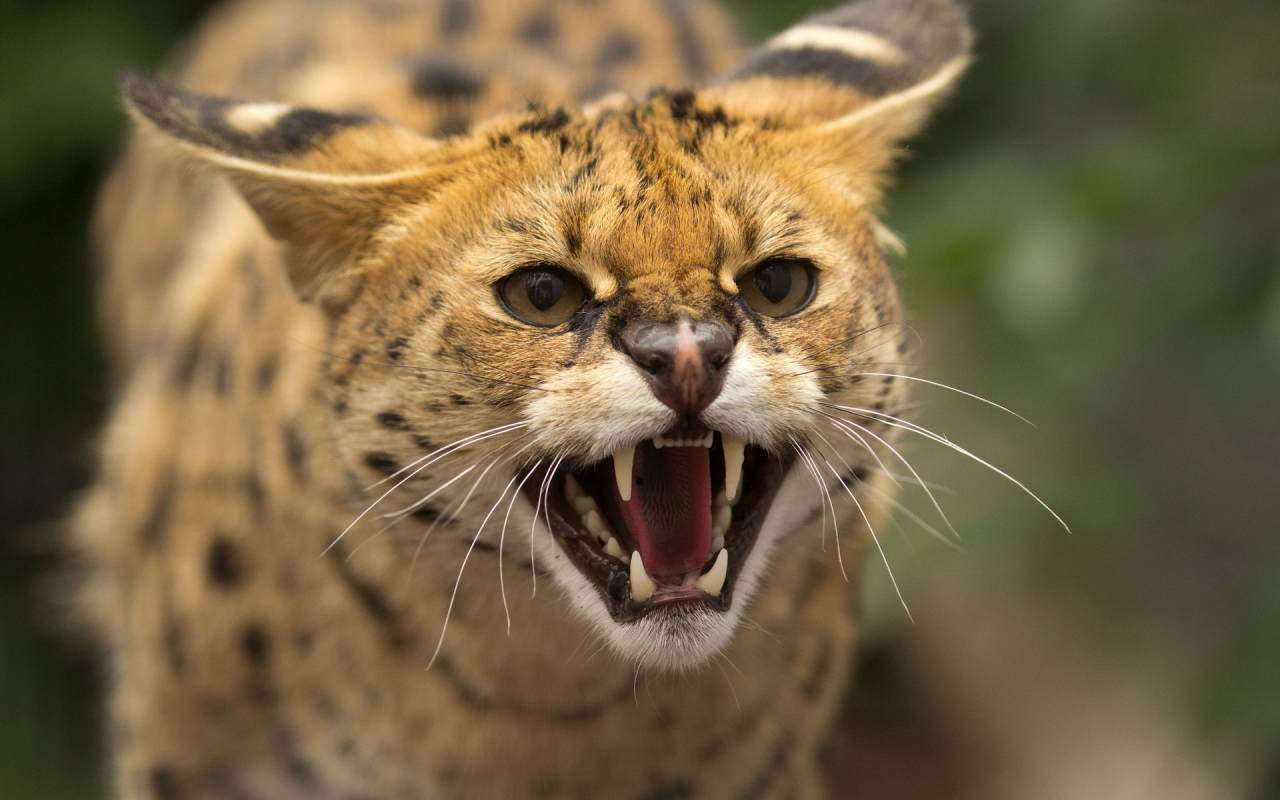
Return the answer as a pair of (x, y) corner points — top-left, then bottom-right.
(724, 0), (971, 106)
(121, 71), (375, 163)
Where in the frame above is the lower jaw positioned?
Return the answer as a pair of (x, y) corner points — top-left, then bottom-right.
(523, 444), (789, 624)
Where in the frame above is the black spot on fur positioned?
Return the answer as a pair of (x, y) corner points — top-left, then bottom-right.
(377, 411), (409, 430)
(363, 452), (398, 474)
(517, 108), (571, 135)
(284, 423), (308, 482)
(213, 351), (232, 395)
(441, 0), (472, 36)
(163, 617), (186, 675)
(431, 292), (444, 310)
(386, 337), (409, 361)
(141, 474), (175, 549)
(801, 639), (833, 700)
(597, 31), (640, 68)
(241, 625), (270, 665)
(256, 358), (277, 392)
(409, 57), (486, 100)
(326, 544), (411, 650)
(150, 766), (182, 800)
(518, 13), (559, 47)
(171, 331), (202, 389)
(412, 504), (443, 522)
(471, 540), (496, 553)
(207, 538), (245, 587)
(123, 72), (373, 161)
(244, 471), (267, 519)
(449, 394), (470, 407)
(415, 435), (434, 450)
(736, 735), (794, 800)
(643, 782), (695, 800)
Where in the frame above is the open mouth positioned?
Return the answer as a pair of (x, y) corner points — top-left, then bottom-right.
(523, 430), (788, 623)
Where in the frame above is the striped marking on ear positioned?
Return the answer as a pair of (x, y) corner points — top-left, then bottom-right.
(122, 71), (374, 162)
(767, 25), (906, 65)
(726, 0), (970, 101)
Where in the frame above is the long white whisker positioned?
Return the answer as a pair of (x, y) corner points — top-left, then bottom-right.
(819, 411), (959, 539)
(367, 420), (530, 489)
(849, 373), (1035, 426)
(824, 403), (1070, 533)
(499, 462), (543, 634)
(530, 456), (564, 599)
(812, 447), (912, 620)
(327, 422), (529, 554)
(793, 440), (846, 580)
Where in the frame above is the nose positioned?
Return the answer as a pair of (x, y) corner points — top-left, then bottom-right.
(619, 315), (735, 417)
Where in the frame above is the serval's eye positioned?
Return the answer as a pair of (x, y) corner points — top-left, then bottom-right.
(739, 258), (816, 317)
(499, 266), (587, 327)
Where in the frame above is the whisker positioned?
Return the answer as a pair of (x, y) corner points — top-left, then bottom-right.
(847, 373), (1035, 426)
(529, 456), (564, 599)
(812, 446), (913, 622)
(815, 409), (960, 539)
(369, 420), (529, 489)
(822, 403), (1070, 533)
(499, 462), (544, 634)
(793, 440), (847, 580)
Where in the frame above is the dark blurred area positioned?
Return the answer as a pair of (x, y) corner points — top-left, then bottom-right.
(1, 0), (1277, 797)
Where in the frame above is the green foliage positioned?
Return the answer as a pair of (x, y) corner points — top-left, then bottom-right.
(2, 0), (1277, 796)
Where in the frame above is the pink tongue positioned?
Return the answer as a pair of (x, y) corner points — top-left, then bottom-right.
(614, 444), (712, 579)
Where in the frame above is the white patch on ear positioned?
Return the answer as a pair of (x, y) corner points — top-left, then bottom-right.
(225, 102), (293, 133)
(768, 25), (906, 64)
(872, 219), (906, 256)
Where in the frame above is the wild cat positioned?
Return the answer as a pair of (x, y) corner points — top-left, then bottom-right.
(78, 0), (977, 797)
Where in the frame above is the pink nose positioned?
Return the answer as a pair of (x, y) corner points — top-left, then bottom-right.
(619, 315), (735, 418)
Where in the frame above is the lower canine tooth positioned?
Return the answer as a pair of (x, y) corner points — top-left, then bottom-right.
(604, 537), (626, 560)
(613, 445), (635, 502)
(722, 434), (745, 504)
(629, 551), (656, 602)
(696, 549), (728, 597)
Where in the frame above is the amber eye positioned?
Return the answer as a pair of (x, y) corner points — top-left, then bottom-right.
(498, 266), (587, 327)
(739, 258), (817, 317)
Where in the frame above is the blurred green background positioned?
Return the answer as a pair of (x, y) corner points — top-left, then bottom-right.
(1, 0), (1277, 797)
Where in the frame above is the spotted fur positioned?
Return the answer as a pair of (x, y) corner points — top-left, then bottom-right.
(80, 0), (970, 797)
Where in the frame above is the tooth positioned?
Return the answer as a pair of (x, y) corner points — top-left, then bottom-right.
(703, 433), (713, 448)
(613, 445), (635, 502)
(653, 437), (665, 449)
(604, 537), (626, 560)
(565, 475), (583, 500)
(714, 505), (732, 532)
(696, 549), (728, 597)
(711, 531), (724, 553)
(722, 434), (745, 503)
(572, 495), (597, 516)
(583, 509), (604, 535)
(629, 551), (656, 602)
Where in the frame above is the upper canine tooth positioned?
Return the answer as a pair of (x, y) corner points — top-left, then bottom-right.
(613, 445), (635, 502)
(722, 434), (745, 504)
(696, 549), (728, 597)
(564, 475), (584, 500)
(629, 551), (656, 602)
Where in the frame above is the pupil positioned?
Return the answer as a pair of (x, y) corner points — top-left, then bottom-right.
(526, 271), (565, 311)
(755, 264), (792, 304)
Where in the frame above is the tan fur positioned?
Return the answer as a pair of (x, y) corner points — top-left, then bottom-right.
(80, 0), (969, 797)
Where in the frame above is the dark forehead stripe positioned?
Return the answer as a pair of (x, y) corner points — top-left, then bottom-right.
(408, 57), (487, 101)
(122, 71), (372, 161)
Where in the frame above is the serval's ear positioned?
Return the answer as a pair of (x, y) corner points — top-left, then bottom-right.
(710, 0), (971, 188)
(122, 72), (443, 301)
